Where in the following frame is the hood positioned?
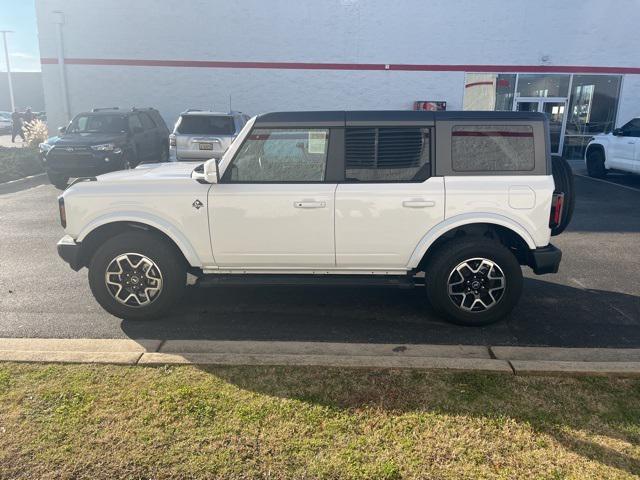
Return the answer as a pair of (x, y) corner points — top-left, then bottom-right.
(54, 132), (128, 147)
(95, 161), (202, 183)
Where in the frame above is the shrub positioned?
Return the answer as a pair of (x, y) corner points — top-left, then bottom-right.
(23, 119), (49, 149)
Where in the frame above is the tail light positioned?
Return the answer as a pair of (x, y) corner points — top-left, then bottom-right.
(169, 134), (176, 147)
(549, 192), (564, 229)
(58, 196), (66, 228)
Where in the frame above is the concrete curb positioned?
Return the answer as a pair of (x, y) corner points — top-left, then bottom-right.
(0, 338), (639, 376)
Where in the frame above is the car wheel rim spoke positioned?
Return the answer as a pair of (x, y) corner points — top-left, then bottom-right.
(105, 253), (163, 308)
(447, 257), (506, 313)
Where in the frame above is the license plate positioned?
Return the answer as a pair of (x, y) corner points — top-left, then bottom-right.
(198, 143), (213, 150)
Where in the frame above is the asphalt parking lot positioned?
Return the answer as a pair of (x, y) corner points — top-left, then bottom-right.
(1, 170), (639, 347)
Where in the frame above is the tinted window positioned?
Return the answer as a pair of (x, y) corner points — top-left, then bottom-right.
(139, 112), (156, 130)
(228, 128), (329, 182)
(69, 114), (126, 134)
(451, 125), (535, 172)
(177, 115), (235, 135)
(621, 119), (640, 137)
(345, 127), (430, 182)
(128, 115), (143, 132)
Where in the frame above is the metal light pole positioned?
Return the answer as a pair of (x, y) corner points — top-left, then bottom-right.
(0, 30), (15, 112)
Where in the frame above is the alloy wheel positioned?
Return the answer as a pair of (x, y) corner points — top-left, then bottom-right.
(447, 258), (506, 312)
(104, 253), (163, 307)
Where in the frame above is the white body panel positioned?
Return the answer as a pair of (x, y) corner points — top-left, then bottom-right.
(208, 183), (337, 267)
(335, 179), (445, 268)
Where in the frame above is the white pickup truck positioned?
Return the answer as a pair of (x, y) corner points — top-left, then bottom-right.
(585, 117), (640, 177)
(57, 111), (573, 326)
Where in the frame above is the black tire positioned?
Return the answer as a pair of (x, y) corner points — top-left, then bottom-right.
(550, 155), (575, 236)
(425, 237), (523, 326)
(586, 148), (607, 178)
(88, 231), (186, 320)
(47, 171), (68, 190)
(159, 145), (170, 163)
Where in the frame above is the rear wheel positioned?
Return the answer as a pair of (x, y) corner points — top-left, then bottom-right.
(425, 238), (523, 326)
(586, 148), (607, 178)
(88, 231), (186, 320)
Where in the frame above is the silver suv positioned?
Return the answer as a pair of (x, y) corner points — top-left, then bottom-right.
(170, 110), (249, 161)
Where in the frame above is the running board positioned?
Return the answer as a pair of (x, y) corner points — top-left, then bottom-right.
(197, 274), (423, 288)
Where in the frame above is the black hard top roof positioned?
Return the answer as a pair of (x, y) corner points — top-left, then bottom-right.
(254, 110), (546, 127)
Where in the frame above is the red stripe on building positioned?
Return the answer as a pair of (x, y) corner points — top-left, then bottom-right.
(39, 57), (640, 74)
(452, 131), (533, 137)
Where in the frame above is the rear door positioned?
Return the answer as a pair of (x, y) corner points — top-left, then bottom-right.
(335, 123), (445, 268)
(138, 112), (161, 159)
(127, 114), (152, 163)
(209, 126), (337, 267)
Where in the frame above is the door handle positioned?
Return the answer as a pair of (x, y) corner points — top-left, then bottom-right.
(402, 199), (436, 208)
(294, 201), (326, 209)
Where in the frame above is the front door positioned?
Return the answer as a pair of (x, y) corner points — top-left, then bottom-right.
(609, 118), (640, 172)
(209, 127), (336, 268)
(516, 97), (567, 155)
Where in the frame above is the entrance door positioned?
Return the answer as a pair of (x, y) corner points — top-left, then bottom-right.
(515, 97), (567, 155)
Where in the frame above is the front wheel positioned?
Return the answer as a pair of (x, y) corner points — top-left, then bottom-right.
(47, 171), (68, 190)
(586, 149), (607, 178)
(425, 238), (523, 326)
(88, 231), (186, 320)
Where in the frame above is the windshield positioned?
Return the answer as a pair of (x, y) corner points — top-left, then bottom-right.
(177, 115), (235, 135)
(69, 114), (127, 134)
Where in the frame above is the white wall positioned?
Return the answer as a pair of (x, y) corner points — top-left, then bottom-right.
(35, 0), (640, 130)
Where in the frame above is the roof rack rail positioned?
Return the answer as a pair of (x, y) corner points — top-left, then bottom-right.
(183, 108), (203, 113)
(91, 107), (119, 112)
(131, 107), (155, 112)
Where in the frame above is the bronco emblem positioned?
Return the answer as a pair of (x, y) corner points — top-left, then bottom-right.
(192, 199), (204, 210)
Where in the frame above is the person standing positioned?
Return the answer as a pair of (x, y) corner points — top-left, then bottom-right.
(11, 109), (24, 143)
(23, 107), (34, 124)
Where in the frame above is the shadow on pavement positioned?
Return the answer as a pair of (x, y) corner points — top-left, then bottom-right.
(120, 277), (640, 348)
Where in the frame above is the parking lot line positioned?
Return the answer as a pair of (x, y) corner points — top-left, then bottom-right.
(573, 173), (640, 193)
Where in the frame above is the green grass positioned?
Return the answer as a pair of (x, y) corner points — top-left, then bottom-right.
(0, 146), (43, 183)
(0, 363), (638, 479)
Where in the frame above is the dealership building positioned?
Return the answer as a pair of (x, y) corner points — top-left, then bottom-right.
(35, 0), (640, 158)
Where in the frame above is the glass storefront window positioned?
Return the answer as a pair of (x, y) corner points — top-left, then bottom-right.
(515, 74), (570, 98)
(564, 75), (621, 158)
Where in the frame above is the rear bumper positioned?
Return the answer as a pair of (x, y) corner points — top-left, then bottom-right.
(57, 235), (83, 271)
(528, 244), (562, 275)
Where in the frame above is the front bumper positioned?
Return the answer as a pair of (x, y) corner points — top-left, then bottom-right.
(57, 235), (83, 271)
(528, 244), (562, 275)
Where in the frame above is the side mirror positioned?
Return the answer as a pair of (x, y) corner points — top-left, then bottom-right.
(58, 126), (67, 134)
(204, 159), (219, 184)
(613, 128), (624, 136)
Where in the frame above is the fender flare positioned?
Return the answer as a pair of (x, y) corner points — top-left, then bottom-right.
(76, 211), (202, 267)
(406, 213), (537, 269)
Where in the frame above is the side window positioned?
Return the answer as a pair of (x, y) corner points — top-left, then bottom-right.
(345, 127), (431, 182)
(621, 119), (640, 137)
(451, 125), (535, 172)
(128, 115), (143, 133)
(139, 112), (156, 130)
(226, 128), (329, 182)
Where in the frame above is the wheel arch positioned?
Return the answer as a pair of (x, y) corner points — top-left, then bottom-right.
(76, 216), (201, 269)
(409, 216), (535, 271)
(585, 142), (606, 160)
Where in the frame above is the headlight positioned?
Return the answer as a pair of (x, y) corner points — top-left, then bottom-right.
(91, 143), (116, 151)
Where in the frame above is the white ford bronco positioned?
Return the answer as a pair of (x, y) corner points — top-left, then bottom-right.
(57, 111), (573, 325)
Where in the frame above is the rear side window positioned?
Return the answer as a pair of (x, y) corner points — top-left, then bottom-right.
(345, 127), (431, 182)
(227, 128), (329, 182)
(451, 125), (534, 172)
(177, 115), (235, 135)
(139, 112), (156, 130)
